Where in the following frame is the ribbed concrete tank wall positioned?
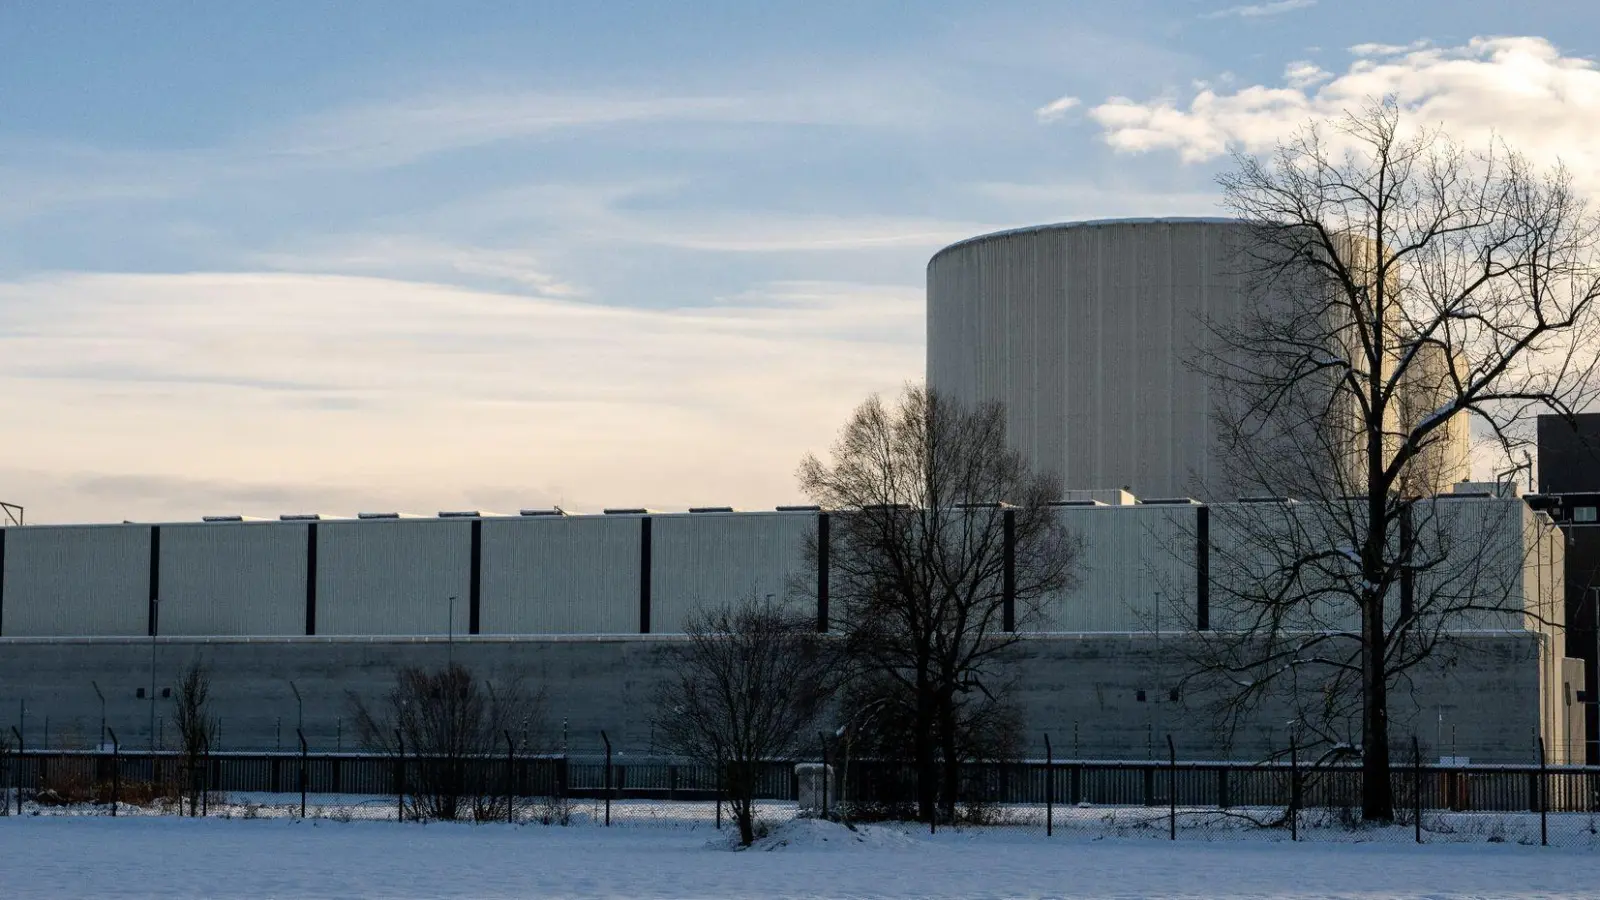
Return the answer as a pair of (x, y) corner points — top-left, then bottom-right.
(927, 218), (1252, 501)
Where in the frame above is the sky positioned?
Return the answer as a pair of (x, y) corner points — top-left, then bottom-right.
(3, 1), (1598, 524)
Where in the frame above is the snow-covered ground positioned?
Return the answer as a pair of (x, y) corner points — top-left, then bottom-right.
(3, 811), (1597, 899)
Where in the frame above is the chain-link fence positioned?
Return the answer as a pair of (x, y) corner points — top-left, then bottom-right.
(3, 735), (1598, 848)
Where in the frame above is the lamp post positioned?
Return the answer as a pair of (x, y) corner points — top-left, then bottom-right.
(290, 681), (303, 748)
(447, 595), (456, 669)
(92, 681), (106, 749)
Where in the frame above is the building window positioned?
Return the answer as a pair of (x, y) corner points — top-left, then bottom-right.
(1575, 507), (1597, 523)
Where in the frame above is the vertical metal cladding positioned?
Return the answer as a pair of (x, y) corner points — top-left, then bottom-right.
(315, 519), (473, 635)
(649, 511), (815, 633)
(478, 515), (641, 634)
(0, 524), (150, 636)
(157, 521), (309, 636)
(927, 219), (1253, 501)
(1037, 505), (1198, 632)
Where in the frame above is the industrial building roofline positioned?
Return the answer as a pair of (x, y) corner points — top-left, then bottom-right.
(930, 217), (1243, 263)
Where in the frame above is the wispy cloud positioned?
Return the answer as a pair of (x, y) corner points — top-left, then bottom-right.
(1201, 0), (1316, 20)
(1035, 95), (1082, 123)
(0, 272), (921, 523)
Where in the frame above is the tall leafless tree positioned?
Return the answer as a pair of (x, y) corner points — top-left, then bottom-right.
(349, 664), (544, 822)
(1196, 98), (1600, 820)
(799, 384), (1079, 823)
(171, 658), (217, 817)
(654, 595), (836, 846)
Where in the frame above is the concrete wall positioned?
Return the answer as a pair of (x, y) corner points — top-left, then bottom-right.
(0, 633), (1547, 763)
(926, 219), (1254, 500)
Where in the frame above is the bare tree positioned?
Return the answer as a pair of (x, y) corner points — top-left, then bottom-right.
(654, 595), (836, 846)
(1197, 98), (1600, 820)
(171, 658), (217, 817)
(799, 384), (1078, 823)
(349, 664), (544, 822)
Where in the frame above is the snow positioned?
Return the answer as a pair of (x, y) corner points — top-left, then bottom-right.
(3, 805), (1597, 899)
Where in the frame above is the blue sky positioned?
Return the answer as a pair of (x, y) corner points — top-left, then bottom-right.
(2, 1), (1597, 523)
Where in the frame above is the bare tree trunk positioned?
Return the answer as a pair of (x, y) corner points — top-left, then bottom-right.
(938, 697), (960, 823)
(915, 690), (938, 823)
(1361, 600), (1394, 820)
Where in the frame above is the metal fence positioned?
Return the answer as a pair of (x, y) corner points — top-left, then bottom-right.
(4, 745), (1599, 839)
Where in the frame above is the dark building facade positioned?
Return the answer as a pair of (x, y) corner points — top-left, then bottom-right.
(1528, 413), (1600, 763)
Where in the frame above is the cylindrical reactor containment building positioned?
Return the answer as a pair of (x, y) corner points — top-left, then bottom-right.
(926, 218), (1254, 501)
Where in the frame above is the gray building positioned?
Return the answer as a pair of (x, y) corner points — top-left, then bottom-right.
(0, 220), (1578, 764)
(0, 495), (1579, 763)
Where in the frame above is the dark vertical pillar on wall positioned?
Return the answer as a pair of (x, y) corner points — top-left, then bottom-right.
(1002, 509), (1016, 633)
(469, 519), (483, 635)
(1196, 506), (1211, 631)
(148, 526), (162, 637)
(0, 527), (8, 637)
(305, 523), (319, 636)
(639, 516), (653, 634)
(1399, 504), (1414, 623)
(816, 513), (831, 633)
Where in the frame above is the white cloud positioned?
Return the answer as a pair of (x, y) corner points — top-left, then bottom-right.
(1201, 0), (1316, 20)
(1282, 61), (1331, 89)
(1035, 95), (1082, 123)
(1086, 36), (1600, 195)
(1348, 39), (1433, 57)
(0, 272), (922, 523)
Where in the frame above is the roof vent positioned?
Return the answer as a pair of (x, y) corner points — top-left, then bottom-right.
(279, 514), (321, 521)
(689, 506), (735, 513)
(437, 510), (481, 518)
(603, 507), (651, 515)
(1238, 496), (1298, 504)
(357, 512), (401, 519)
(1141, 498), (1202, 505)
(519, 507), (567, 517)
(776, 504), (822, 512)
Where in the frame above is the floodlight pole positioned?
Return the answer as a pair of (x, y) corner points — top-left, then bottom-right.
(91, 681), (106, 748)
(447, 595), (456, 669)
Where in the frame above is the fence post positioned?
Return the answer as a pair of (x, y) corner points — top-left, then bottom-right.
(1289, 735), (1299, 842)
(1044, 733), (1053, 838)
(202, 737), (210, 818)
(1411, 736), (1424, 843)
(297, 729), (308, 819)
(504, 730), (515, 824)
(818, 731), (829, 821)
(601, 730), (612, 828)
(1538, 735), (1548, 847)
(395, 729), (405, 822)
(1167, 734), (1177, 841)
(108, 727), (121, 817)
(10, 726), (21, 815)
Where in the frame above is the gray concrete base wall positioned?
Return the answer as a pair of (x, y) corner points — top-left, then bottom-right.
(0, 633), (1545, 763)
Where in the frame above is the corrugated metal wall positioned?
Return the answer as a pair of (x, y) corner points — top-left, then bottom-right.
(650, 511), (815, 632)
(1042, 505), (1197, 632)
(0, 524), (149, 636)
(158, 522), (307, 636)
(927, 220), (1252, 501)
(479, 515), (640, 634)
(315, 519), (472, 636)
(0, 500), (1557, 640)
